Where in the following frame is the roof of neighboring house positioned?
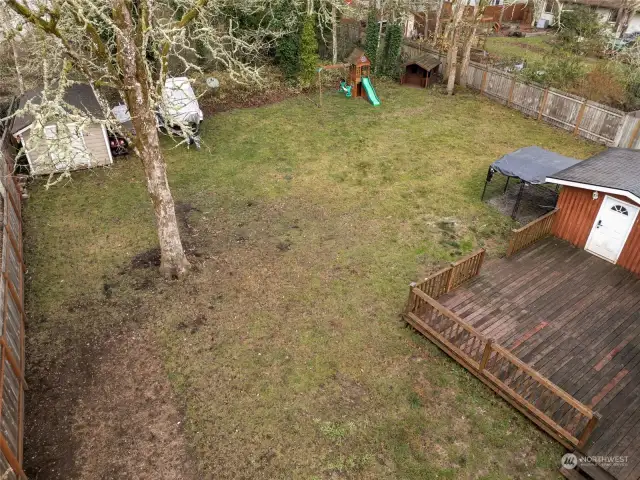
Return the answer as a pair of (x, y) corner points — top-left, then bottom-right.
(345, 48), (370, 66)
(546, 148), (640, 202)
(11, 83), (105, 134)
(403, 53), (441, 71)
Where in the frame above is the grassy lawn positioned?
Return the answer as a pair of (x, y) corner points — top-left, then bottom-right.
(485, 35), (600, 69)
(23, 82), (602, 479)
(485, 36), (554, 64)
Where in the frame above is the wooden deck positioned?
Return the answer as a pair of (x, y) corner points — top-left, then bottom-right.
(439, 237), (640, 480)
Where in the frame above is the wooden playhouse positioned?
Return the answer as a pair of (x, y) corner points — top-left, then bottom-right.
(400, 53), (441, 88)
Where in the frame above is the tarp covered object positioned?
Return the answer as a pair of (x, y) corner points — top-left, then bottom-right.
(491, 146), (580, 185)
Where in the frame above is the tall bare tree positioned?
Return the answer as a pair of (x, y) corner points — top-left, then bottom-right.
(446, 0), (465, 95)
(433, 0), (445, 44)
(460, 0), (488, 87)
(3, 0), (290, 278)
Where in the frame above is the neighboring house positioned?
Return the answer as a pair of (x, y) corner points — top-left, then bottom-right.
(547, 148), (640, 274)
(538, 0), (640, 34)
(11, 84), (113, 176)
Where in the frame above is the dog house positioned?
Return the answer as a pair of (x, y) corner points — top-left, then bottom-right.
(400, 54), (441, 88)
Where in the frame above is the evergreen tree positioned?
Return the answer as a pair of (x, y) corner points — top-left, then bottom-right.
(299, 14), (319, 87)
(382, 23), (403, 78)
(276, 33), (301, 81)
(364, 8), (379, 71)
(274, 0), (301, 81)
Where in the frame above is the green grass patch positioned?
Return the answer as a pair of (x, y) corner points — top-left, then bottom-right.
(24, 81), (601, 479)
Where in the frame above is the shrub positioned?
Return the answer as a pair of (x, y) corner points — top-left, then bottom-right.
(299, 15), (319, 87)
(519, 56), (586, 90)
(572, 63), (626, 107)
(557, 6), (608, 56)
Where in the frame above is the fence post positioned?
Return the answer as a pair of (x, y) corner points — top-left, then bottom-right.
(446, 264), (457, 293)
(507, 76), (516, 107)
(480, 69), (488, 94)
(479, 338), (494, 371)
(405, 282), (417, 314)
(477, 249), (486, 274)
(573, 99), (587, 136)
(538, 88), (549, 121)
(628, 118), (640, 149)
(577, 412), (601, 450)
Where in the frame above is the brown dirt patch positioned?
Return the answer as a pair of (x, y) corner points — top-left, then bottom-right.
(200, 83), (296, 116)
(24, 295), (198, 480)
(72, 329), (197, 480)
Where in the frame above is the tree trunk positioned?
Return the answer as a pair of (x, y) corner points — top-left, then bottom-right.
(446, 0), (465, 95)
(10, 39), (24, 94)
(332, 4), (338, 64)
(460, 1), (483, 87)
(375, 5), (385, 73)
(459, 26), (477, 87)
(434, 0), (444, 44)
(424, 9), (429, 41)
(114, 0), (190, 278)
(498, 3), (506, 26)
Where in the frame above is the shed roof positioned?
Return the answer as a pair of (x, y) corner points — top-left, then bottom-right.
(491, 146), (580, 185)
(12, 83), (104, 134)
(546, 148), (640, 202)
(345, 48), (370, 66)
(403, 53), (441, 71)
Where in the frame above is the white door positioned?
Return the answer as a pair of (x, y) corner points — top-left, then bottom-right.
(585, 196), (639, 263)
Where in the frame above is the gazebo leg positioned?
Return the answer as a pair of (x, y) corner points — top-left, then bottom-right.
(504, 176), (510, 193)
(481, 167), (492, 200)
(512, 181), (525, 220)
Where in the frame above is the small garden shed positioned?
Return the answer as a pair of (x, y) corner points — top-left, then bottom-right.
(11, 84), (113, 176)
(547, 148), (640, 274)
(400, 54), (441, 88)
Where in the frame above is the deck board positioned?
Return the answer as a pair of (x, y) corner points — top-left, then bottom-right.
(439, 237), (640, 480)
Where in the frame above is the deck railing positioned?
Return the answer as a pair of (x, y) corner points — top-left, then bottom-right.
(507, 209), (558, 257)
(405, 287), (599, 450)
(411, 249), (485, 300)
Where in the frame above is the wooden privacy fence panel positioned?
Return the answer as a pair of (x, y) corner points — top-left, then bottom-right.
(410, 249), (485, 300)
(615, 112), (640, 149)
(507, 209), (558, 256)
(402, 42), (639, 148)
(404, 287), (599, 450)
(0, 173), (25, 480)
(0, 113), (25, 480)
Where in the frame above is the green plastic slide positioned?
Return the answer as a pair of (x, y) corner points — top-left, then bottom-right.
(361, 77), (380, 106)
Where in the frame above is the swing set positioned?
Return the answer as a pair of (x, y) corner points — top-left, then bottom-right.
(315, 48), (381, 107)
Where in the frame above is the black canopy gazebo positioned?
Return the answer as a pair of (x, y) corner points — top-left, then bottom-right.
(481, 146), (580, 220)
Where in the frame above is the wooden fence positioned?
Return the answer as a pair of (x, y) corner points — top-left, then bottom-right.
(410, 249), (485, 299)
(404, 287), (599, 450)
(402, 42), (640, 149)
(0, 103), (26, 480)
(507, 209), (558, 256)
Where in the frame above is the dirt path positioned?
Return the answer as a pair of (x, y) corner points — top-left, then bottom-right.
(24, 324), (197, 480)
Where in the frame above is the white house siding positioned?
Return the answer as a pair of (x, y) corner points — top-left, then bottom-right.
(21, 123), (111, 176)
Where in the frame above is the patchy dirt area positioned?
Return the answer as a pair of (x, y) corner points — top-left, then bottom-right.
(24, 281), (198, 480)
(72, 329), (197, 480)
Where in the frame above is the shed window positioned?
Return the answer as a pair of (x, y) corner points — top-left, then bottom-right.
(611, 205), (629, 215)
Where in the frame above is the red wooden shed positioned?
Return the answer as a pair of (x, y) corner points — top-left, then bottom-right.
(547, 148), (640, 275)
